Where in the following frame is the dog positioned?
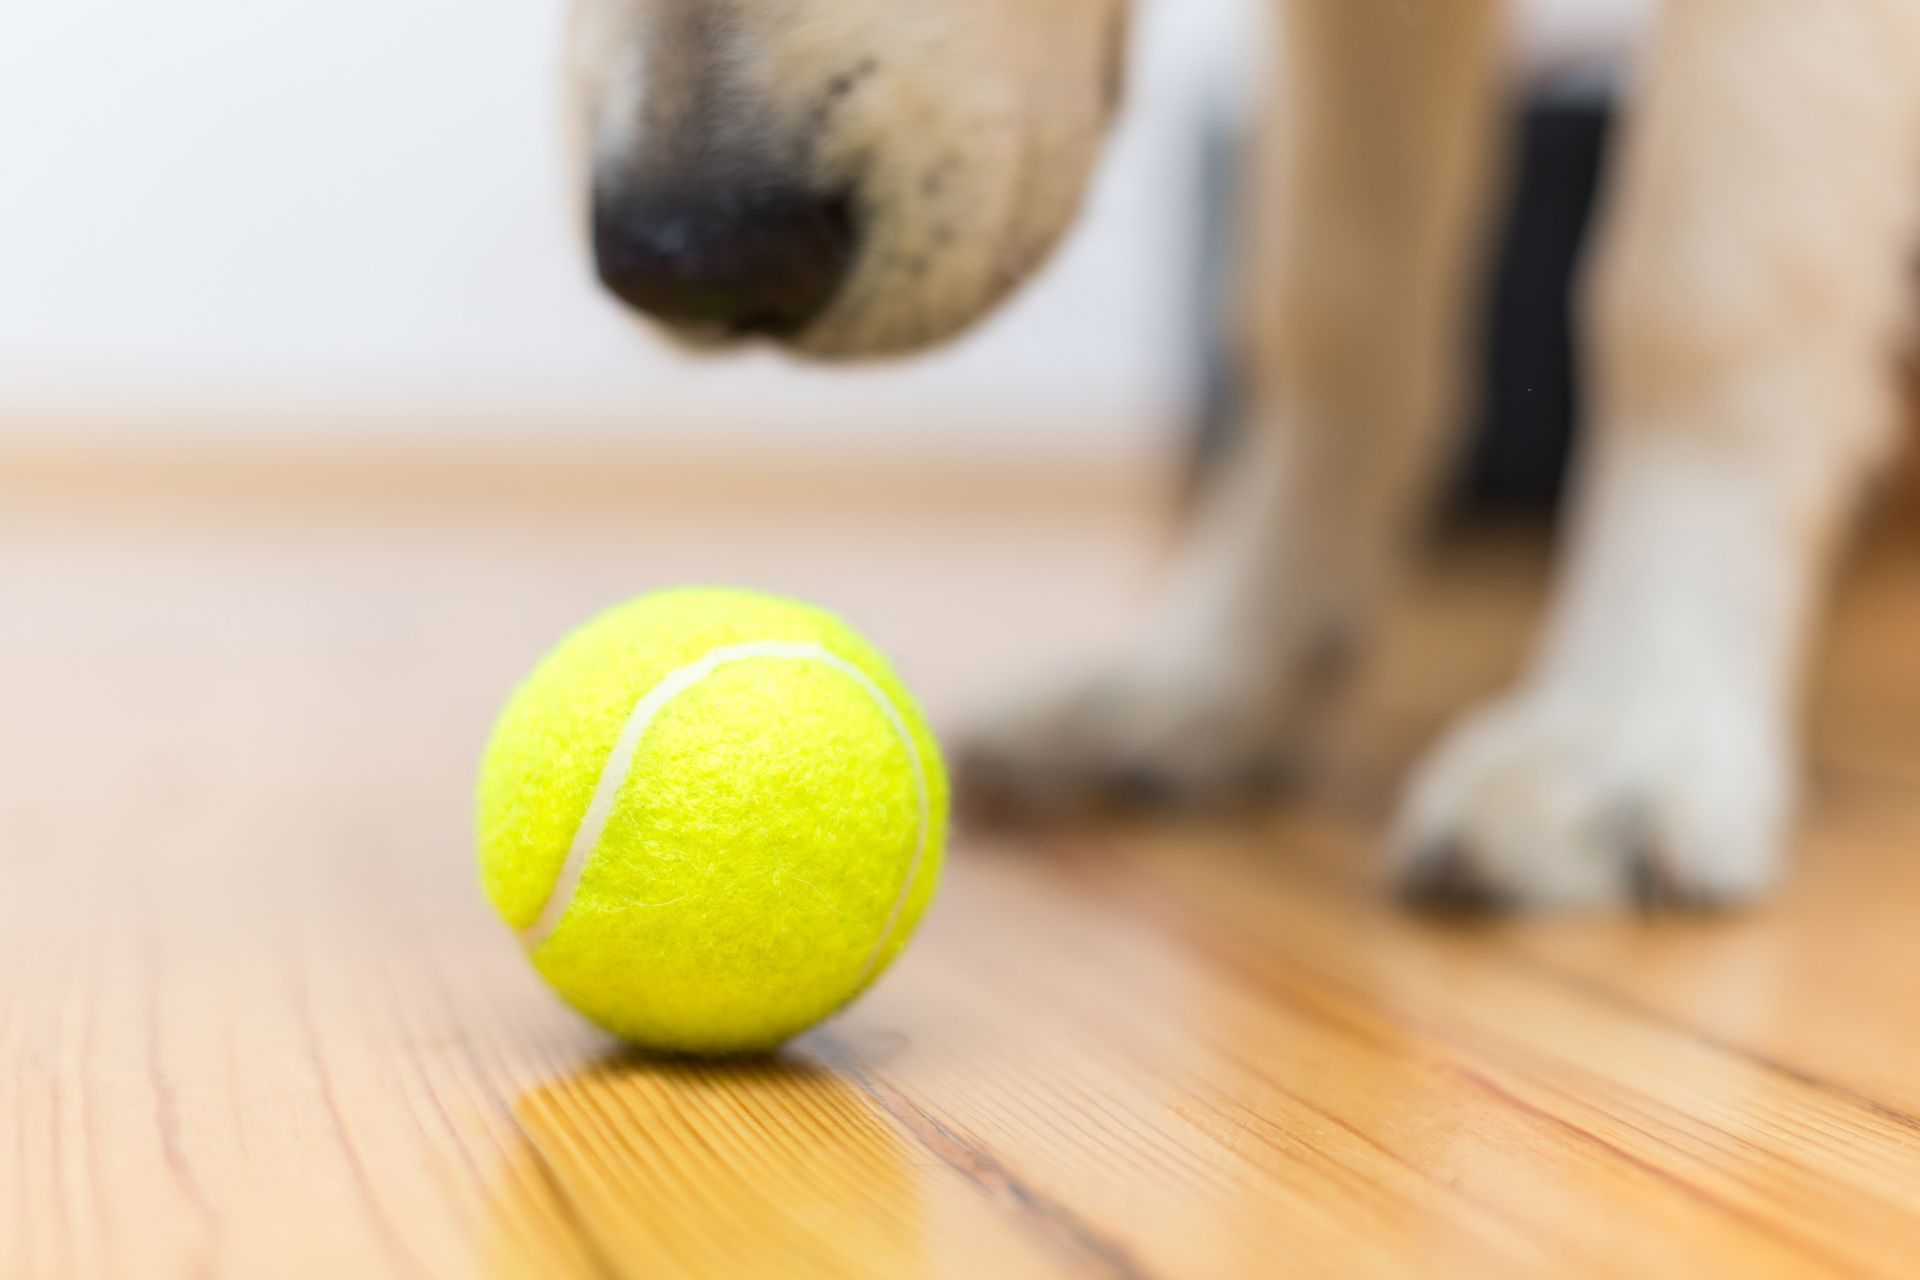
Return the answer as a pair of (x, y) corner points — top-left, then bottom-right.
(567, 0), (1920, 909)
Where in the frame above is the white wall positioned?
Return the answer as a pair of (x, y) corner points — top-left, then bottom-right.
(0, 0), (1262, 462)
(0, 0), (1644, 462)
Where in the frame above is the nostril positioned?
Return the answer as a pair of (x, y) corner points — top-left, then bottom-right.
(592, 184), (857, 337)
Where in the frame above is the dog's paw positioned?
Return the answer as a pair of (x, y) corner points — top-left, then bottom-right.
(1392, 688), (1793, 911)
(956, 658), (1316, 822)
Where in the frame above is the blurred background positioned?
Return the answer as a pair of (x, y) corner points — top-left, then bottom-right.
(9, 9), (1920, 1271)
(0, 0), (1654, 497)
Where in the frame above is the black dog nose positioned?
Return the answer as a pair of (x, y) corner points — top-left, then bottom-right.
(592, 184), (856, 336)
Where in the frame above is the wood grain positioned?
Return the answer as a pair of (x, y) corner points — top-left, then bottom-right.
(1, 473), (1916, 1278)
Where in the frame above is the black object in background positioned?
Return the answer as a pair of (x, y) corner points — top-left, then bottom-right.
(1457, 87), (1614, 514)
(1189, 85), (1616, 519)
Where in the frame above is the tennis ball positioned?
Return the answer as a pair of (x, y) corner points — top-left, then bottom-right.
(476, 587), (947, 1056)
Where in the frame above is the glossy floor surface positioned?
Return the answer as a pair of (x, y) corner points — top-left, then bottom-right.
(3, 470), (1917, 1278)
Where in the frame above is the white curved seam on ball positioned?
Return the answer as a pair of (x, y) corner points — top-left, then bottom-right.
(521, 641), (932, 980)
(841, 664), (932, 991)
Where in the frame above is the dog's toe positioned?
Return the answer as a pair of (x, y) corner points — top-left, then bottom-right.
(1392, 690), (1791, 911)
(954, 666), (1306, 827)
(1396, 840), (1517, 915)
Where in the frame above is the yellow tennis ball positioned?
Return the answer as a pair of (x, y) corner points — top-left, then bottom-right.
(477, 587), (948, 1056)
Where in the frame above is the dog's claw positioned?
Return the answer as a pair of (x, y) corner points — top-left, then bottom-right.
(1394, 692), (1788, 911)
(1398, 841), (1513, 914)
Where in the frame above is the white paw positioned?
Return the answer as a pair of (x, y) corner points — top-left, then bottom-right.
(1393, 687), (1793, 910)
(956, 645), (1342, 821)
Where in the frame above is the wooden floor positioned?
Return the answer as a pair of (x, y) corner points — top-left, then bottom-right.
(3, 468), (1918, 1279)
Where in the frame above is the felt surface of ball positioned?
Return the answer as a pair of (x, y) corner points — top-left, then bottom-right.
(478, 587), (948, 1055)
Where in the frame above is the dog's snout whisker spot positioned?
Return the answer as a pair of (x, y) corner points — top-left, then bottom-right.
(811, 59), (883, 135)
(825, 58), (879, 98)
(920, 154), (965, 199)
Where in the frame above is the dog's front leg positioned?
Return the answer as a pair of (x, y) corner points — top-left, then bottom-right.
(1397, 1), (1920, 908)
(961, 0), (1503, 814)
